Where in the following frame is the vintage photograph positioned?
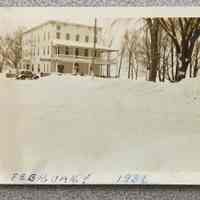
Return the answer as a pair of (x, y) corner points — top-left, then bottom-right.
(0, 7), (200, 184)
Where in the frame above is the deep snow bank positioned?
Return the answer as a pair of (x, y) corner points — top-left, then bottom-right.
(0, 74), (200, 175)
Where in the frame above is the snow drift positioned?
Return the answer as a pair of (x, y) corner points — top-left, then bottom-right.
(0, 74), (200, 179)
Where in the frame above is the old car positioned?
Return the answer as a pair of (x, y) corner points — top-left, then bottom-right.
(16, 70), (39, 80)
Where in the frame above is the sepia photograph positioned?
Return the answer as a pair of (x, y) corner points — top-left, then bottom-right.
(0, 7), (200, 184)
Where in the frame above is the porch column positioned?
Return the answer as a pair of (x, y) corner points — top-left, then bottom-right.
(55, 60), (58, 72)
(72, 47), (76, 58)
(72, 62), (75, 74)
(88, 63), (91, 75)
(72, 47), (76, 74)
(56, 46), (59, 56)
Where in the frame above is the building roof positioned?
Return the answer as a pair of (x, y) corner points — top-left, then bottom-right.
(52, 39), (118, 52)
(23, 20), (102, 35)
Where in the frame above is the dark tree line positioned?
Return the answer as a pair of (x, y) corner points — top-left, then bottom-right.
(146, 18), (200, 82)
(0, 28), (23, 73)
(116, 18), (200, 82)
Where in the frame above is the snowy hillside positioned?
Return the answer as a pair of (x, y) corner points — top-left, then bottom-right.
(0, 74), (200, 180)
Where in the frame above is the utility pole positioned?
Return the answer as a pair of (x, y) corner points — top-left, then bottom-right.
(90, 18), (97, 77)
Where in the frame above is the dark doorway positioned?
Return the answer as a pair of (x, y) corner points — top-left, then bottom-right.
(26, 64), (30, 70)
(58, 65), (64, 73)
(74, 63), (79, 74)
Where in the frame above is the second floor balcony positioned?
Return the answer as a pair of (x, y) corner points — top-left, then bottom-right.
(51, 39), (118, 65)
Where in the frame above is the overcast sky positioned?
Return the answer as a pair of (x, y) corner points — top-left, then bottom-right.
(0, 7), (140, 49)
(0, 7), (109, 36)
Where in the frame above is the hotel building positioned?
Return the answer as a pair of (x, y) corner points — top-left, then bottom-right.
(21, 20), (118, 76)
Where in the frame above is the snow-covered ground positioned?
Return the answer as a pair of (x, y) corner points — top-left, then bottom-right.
(0, 73), (200, 183)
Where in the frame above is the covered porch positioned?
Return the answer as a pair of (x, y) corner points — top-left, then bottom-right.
(51, 39), (118, 77)
(51, 57), (109, 76)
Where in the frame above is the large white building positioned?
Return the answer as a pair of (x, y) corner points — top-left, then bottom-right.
(21, 20), (118, 76)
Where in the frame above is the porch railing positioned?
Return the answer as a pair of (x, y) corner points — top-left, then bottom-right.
(53, 54), (117, 64)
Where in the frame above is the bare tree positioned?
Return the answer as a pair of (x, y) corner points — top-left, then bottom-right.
(0, 37), (5, 72)
(123, 30), (142, 80)
(158, 31), (171, 82)
(5, 28), (23, 73)
(0, 36), (12, 72)
(106, 18), (143, 79)
(158, 18), (200, 81)
(117, 43), (125, 78)
(145, 18), (160, 82)
(191, 40), (200, 77)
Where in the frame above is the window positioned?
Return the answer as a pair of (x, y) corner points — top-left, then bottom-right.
(44, 64), (46, 72)
(65, 47), (69, 55)
(38, 34), (40, 43)
(47, 46), (50, 55)
(92, 50), (97, 57)
(84, 49), (89, 57)
(56, 32), (61, 39)
(96, 51), (100, 57)
(66, 33), (70, 40)
(32, 64), (34, 72)
(76, 34), (80, 41)
(48, 32), (50, 40)
(43, 48), (46, 55)
(47, 64), (49, 72)
(38, 48), (40, 56)
(38, 64), (40, 73)
(85, 36), (89, 42)
(56, 25), (61, 30)
(75, 48), (79, 56)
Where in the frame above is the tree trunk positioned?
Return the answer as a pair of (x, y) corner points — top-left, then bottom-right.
(175, 52), (180, 81)
(128, 52), (131, 79)
(0, 61), (3, 73)
(131, 63), (134, 80)
(193, 45), (199, 78)
(134, 59), (139, 80)
(147, 19), (160, 82)
(178, 55), (190, 81)
(118, 48), (125, 78)
(189, 62), (192, 78)
(170, 40), (175, 81)
(193, 58), (199, 77)
(118, 51), (123, 78)
(177, 34), (199, 81)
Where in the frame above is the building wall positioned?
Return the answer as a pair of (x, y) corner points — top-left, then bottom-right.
(78, 63), (89, 74)
(22, 21), (103, 74)
(22, 22), (53, 72)
(93, 64), (101, 76)
(51, 21), (102, 44)
(63, 62), (73, 73)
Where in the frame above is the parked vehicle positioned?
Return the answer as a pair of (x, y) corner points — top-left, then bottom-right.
(40, 72), (50, 77)
(16, 70), (39, 80)
(32, 74), (40, 79)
